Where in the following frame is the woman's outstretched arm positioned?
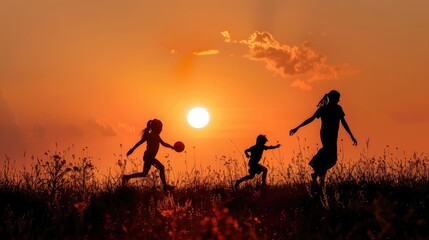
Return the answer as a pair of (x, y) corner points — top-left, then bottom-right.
(289, 114), (317, 136)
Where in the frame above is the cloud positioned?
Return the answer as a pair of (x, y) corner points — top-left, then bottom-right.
(221, 31), (232, 43)
(192, 49), (220, 56)
(118, 122), (136, 133)
(222, 31), (356, 89)
(89, 119), (116, 137)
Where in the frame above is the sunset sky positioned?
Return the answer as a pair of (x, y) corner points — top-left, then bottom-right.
(1, 1), (428, 174)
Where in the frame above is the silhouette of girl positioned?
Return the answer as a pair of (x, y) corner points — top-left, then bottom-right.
(122, 119), (175, 191)
(290, 90), (357, 187)
(234, 135), (281, 189)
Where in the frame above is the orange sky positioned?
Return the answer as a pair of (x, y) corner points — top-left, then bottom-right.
(1, 1), (428, 175)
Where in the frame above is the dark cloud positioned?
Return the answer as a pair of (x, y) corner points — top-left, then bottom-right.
(0, 91), (25, 157)
(391, 108), (429, 124)
(222, 31), (356, 89)
(31, 123), (48, 143)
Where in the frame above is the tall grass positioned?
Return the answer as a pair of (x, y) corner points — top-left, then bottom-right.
(1, 143), (428, 239)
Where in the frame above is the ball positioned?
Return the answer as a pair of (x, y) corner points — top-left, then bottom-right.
(173, 141), (185, 152)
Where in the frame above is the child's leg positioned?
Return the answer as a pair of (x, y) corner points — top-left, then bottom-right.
(311, 172), (318, 183)
(261, 166), (268, 185)
(319, 172), (326, 187)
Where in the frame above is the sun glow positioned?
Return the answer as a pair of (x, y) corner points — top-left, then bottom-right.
(187, 107), (210, 129)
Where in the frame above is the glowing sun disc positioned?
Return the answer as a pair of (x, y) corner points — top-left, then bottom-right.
(187, 107), (210, 128)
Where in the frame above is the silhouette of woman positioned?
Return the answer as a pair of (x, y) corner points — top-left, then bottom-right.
(122, 119), (175, 191)
(290, 90), (357, 188)
(234, 134), (281, 189)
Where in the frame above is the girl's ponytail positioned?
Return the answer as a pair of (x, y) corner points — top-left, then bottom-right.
(140, 120), (153, 138)
(317, 94), (329, 107)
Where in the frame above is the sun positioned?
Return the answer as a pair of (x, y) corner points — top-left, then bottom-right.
(187, 107), (210, 129)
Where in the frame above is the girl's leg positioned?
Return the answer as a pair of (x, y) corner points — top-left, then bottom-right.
(151, 158), (167, 187)
(122, 162), (151, 185)
(235, 174), (255, 188)
(126, 172), (144, 179)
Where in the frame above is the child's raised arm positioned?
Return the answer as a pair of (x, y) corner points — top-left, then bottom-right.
(266, 144), (281, 150)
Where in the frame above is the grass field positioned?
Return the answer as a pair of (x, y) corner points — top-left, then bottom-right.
(1, 145), (428, 239)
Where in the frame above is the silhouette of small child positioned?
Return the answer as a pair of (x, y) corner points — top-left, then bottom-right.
(122, 119), (175, 191)
(234, 135), (281, 189)
(290, 90), (357, 189)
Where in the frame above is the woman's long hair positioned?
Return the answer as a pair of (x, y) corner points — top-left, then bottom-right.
(317, 90), (340, 107)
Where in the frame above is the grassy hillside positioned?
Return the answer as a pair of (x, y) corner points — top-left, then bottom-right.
(1, 148), (428, 239)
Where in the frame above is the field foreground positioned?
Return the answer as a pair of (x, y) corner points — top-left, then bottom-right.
(1, 149), (429, 239)
(1, 180), (429, 239)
